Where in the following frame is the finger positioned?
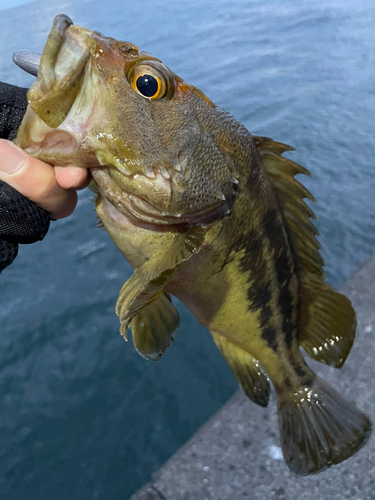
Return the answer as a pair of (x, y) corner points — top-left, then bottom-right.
(54, 165), (92, 190)
(0, 139), (77, 219)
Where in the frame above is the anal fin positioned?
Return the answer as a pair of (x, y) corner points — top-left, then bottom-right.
(130, 291), (180, 361)
(299, 276), (356, 368)
(211, 332), (270, 407)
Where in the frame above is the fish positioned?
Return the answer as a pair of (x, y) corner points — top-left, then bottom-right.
(14, 14), (372, 475)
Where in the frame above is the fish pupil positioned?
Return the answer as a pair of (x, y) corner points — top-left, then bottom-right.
(136, 74), (158, 97)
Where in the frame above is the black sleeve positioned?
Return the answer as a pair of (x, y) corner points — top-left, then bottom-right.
(0, 82), (28, 139)
(0, 82), (50, 273)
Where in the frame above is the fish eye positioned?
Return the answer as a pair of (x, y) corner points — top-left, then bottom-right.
(136, 73), (160, 98)
(128, 61), (174, 100)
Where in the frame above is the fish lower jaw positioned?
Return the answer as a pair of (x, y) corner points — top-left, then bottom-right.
(91, 167), (228, 227)
(98, 194), (169, 233)
(91, 167), (182, 226)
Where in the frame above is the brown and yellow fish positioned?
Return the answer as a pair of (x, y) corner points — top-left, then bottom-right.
(15, 14), (372, 475)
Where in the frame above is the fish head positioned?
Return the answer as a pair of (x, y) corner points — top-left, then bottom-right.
(15, 14), (237, 225)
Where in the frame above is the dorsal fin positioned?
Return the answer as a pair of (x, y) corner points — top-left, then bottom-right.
(255, 136), (356, 368)
(255, 136), (323, 276)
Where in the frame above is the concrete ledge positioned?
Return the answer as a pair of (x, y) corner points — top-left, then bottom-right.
(131, 256), (375, 500)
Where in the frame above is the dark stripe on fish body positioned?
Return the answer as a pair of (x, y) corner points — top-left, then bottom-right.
(275, 250), (292, 288)
(262, 211), (292, 277)
(237, 230), (272, 315)
(283, 375), (293, 389)
(259, 304), (272, 327)
(236, 229), (269, 303)
(262, 210), (298, 350)
(226, 222), (278, 351)
(262, 210), (279, 242)
(247, 281), (272, 313)
(279, 288), (294, 350)
(237, 229), (265, 272)
(261, 326), (278, 351)
(291, 360), (309, 379)
(236, 229), (280, 351)
(262, 212), (294, 292)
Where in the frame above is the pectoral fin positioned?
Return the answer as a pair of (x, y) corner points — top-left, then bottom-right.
(130, 291), (180, 361)
(211, 332), (270, 407)
(116, 222), (221, 335)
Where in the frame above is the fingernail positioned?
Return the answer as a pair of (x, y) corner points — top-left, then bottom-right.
(0, 140), (28, 174)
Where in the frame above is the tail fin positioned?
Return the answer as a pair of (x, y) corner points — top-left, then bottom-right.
(277, 376), (372, 475)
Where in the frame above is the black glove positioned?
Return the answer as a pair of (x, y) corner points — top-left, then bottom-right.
(0, 82), (50, 272)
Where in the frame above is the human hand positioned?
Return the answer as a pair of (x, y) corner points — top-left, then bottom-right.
(0, 139), (91, 219)
(0, 82), (91, 272)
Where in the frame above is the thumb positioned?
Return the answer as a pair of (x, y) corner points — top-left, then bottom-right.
(0, 139), (77, 219)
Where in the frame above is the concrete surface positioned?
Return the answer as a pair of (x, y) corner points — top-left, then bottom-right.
(131, 255), (375, 500)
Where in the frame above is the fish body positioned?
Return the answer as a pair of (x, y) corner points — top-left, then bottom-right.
(15, 14), (371, 474)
